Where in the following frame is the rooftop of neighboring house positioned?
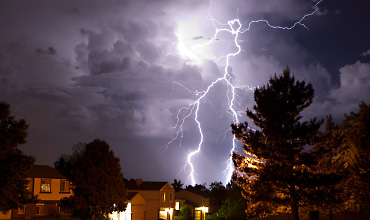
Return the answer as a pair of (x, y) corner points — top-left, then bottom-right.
(125, 179), (172, 191)
(26, 165), (66, 179)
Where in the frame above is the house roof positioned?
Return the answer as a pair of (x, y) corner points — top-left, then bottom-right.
(26, 165), (67, 179)
(127, 192), (138, 200)
(125, 181), (169, 191)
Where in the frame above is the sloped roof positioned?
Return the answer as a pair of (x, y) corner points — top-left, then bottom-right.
(26, 165), (66, 179)
(125, 181), (169, 191)
(127, 192), (138, 200)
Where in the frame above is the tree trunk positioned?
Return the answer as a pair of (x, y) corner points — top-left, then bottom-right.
(290, 184), (300, 220)
(91, 213), (95, 220)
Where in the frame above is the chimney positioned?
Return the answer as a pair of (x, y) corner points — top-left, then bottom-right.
(135, 178), (142, 186)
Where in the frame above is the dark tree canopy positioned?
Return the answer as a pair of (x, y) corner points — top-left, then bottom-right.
(0, 101), (34, 213)
(54, 142), (87, 180)
(171, 179), (184, 192)
(231, 68), (338, 220)
(60, 139), (127, 220)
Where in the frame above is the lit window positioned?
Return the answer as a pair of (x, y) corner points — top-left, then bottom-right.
(18, 205), (25, 214)
(40, 178), (51, 192)
(60, 179), (70, 193)
(175, 202), (180, 210)
(162, 192), (166, 202)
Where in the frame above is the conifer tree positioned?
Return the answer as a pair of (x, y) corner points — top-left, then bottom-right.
(232, 67), (329, 220)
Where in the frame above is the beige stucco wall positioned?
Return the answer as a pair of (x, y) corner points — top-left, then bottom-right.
(131, 193), (145, 220)
(128, 183), (175, 220)
(0, 210), (11, 219)
(32, 178), (72, 201)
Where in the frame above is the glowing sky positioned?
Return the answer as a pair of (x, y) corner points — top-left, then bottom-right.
(1, 0), (370, 185)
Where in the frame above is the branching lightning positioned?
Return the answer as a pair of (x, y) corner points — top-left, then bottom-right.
(166, 0), (323, 185)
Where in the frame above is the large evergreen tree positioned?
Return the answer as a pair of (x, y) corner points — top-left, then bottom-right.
(62, 139), (127, 220)
(0, 101), (34, 213)
(232, 68), (328, 220)
(336, 102), (370, 211)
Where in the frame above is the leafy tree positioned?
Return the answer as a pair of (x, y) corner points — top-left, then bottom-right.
(207, 183), (248, 220)
(174, 206), (192, 220)
(232, 67), (338, 220)
(171, 179), (184, 192)
(209, 182), (227, 211)
(0, 101), (35, 213)
(59, 139), (127, 220)
(55, 142), (87, 180)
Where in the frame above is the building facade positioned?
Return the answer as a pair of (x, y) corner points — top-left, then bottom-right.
(111, 179), (175, 220)
(12, 165), (73, 218)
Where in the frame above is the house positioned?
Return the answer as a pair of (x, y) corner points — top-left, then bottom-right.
(11, 165), (73, 218)
(112, 179), (175, 220)
(175, 190), (210, 220)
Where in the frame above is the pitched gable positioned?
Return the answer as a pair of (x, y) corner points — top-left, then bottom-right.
(26, 165), (66, 179)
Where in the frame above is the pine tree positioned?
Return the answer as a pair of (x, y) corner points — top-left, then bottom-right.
(337, 102), (370, 211)
(232, 67), (327, 220)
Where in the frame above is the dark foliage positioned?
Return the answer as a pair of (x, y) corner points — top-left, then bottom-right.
(232, 67), (341, 220)
(171, 179), (184, 192)
(56, 139), (127, 220)
(0, 101), (35, 213)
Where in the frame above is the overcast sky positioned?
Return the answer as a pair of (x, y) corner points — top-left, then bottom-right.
(1, 0), (370, 185)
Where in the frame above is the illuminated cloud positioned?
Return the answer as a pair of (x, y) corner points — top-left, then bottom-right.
(0, 0), (369, 184)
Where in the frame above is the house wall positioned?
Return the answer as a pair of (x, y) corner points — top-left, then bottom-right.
(32, 178), (72, 200)
(131, 193), (145, 220)
(160, 184), (175, 209)
(0, 210), (11, 219)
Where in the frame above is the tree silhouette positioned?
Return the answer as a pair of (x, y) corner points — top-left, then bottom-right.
(171, 179), (184, 192)
(64, 139), (127, 220)
(0, 101), (34, 213)
(232, 67), (336, 220)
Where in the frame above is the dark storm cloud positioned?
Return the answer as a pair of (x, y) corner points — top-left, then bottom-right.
(1, 0), (369, 184)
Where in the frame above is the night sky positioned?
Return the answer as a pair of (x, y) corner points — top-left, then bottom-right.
(1, 0), (370, 185)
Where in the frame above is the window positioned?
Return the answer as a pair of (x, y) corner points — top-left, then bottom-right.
(18, 205), (25, 215)
(60, 179), (70, 193)
(36, 205), (44, 215)
(40, 178), (51, 192)
(162, 192), (166, 202)
(169, 192), (173, 202)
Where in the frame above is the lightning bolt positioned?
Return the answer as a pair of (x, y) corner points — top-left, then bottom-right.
(166, 0), (323, 185)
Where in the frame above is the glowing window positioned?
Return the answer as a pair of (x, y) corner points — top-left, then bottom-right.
(60, 179), (70, 192)
(40, 178), (51, 192)
(175, 202), (180, 210)
(162, 192), (166, 202)
(18, 205), (25, 215)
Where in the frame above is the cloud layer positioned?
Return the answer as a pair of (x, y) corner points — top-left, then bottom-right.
(1, 0), (369, 184)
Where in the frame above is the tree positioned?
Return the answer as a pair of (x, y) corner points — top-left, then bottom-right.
(207, 183), (248, 220)
(174, 206), (192, 220)
(232, 67), (333, 220)
(0, 101), (35, 213)
(171, 179), (184, 192)
(60, 139), (127, 220)
(55, 142), (87, 180)
(336, 102), (370, 211)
